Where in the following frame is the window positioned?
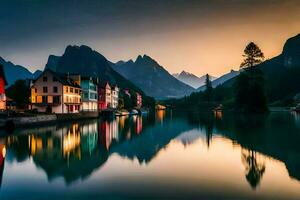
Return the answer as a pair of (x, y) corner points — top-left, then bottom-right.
(42, 96), (47, 103)
(43, 87), (48, 93)
(70, 88), (74, 93)
(53, 86), (58, 93)
(65, 87), (68, 93)
(83, 92), (89, 99)
(75, 89), (79, 94)
(43, 76), (48, 82)
(53, 96), (60, 104)
(53, 77), (58, 82)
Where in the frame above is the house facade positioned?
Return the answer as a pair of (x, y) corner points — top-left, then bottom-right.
(30, 70), (82, 113)
(136, 92), (142, 108)
(0, 65), (7, 110)
(111, 85), (119, 109)
(98, 82), (111, 110)
(80, 77), (98, 111)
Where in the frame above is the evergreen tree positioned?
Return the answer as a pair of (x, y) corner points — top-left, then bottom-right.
(6, 79), (30, 109)
(240, 42), (264, 69)
(204, 74), (213, 102)
(235, 43), (268, 113)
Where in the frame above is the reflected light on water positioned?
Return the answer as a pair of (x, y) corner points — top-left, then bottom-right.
(1, 112), (300, 199)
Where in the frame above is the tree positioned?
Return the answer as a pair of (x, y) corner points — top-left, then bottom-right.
(235, 42), (268, 113)
(6, 79), (30, 109)
(240, 42), (264, 69)
(204, 74), (213, 102)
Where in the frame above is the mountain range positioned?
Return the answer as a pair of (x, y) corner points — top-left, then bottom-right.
(197, 69), (239, 91)
(2, 33), (300, 103)
(173, 71), (217, 89)
(0, 57), (42, 86)
(111, 55), (195, 99)
(45, 45), (146, 95)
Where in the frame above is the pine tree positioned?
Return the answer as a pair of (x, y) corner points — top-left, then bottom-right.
(240, 42), (264, 69)
(235, 42), (268, 113)
(204, 74), (213, 102)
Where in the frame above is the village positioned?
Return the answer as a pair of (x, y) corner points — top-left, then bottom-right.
(0, 66), (146, 128)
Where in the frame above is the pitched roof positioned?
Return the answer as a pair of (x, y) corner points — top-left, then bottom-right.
(33, 69), (81, 88)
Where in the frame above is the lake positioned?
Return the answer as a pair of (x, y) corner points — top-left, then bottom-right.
(0, 110), (300, 199)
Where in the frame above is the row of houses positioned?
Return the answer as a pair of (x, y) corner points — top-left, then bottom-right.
(29, 69), (142, 114)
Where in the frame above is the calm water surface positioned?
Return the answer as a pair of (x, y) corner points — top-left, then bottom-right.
(0, 111), (300, 199)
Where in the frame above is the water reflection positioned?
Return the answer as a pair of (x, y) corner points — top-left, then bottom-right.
(241, 149), (266, 189)
(0, 111), (300, 199)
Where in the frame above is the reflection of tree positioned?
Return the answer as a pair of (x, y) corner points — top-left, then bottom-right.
(242, 149), (266, 189)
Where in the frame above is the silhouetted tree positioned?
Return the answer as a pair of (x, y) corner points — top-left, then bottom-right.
(6, 79), (30, 109)
(240, 42), (264, 69)
(235, 43), (268, 113)
(204, 74), (213, 102)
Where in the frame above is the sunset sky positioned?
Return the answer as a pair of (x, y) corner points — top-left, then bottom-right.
(1, 0), (300, 77)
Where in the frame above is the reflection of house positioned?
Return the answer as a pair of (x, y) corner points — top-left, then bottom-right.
(27, 121), (108, 184)
(136, 116), (143, 134)
(0, 144), (5, 187)
(98, 82), (111, 110)
(30, 70), (82, 113)
(0, 64), (7, 110)
(99, 119), (119, 150)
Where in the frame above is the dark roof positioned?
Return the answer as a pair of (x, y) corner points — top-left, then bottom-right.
(98, 81), (110, 88)
(0, 64), (8, 85)
(34, 69), (81, 88)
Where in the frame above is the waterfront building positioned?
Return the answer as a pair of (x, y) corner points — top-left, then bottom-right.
(0, 65), (7, 110)
(111, 85), (119, 109)
(80, 77), (98, 111)
(98, 82), (111, 110)
(136, 92), (142, 108)
(30, 69), (82, 113)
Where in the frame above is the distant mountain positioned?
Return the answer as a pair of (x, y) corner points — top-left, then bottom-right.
(0, 56), (36, 86)
(197, 69), (239, 91)
(45, 45), (147, 96)
(173, 70), (216, 89)
(33, 70), (42, 79)
(112, 55), (195, 99)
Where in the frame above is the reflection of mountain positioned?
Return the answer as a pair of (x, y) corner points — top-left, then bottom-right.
(110, 116), (192, 164)
(176, 129), (204, 146)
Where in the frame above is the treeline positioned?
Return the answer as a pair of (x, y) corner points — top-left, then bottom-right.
(167, 42), (269, 113)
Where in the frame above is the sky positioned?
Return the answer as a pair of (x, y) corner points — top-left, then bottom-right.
(0, 0), (300, 77)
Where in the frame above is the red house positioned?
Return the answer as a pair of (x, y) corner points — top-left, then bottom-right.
(136, 92), (142, 108)
(98, 82), (111, 110)
(0, 64), (7, 110)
